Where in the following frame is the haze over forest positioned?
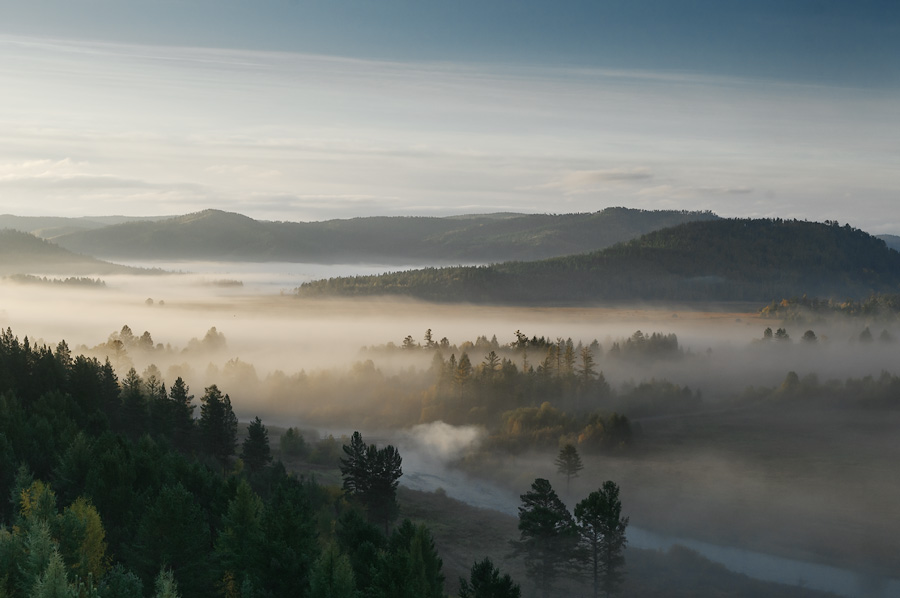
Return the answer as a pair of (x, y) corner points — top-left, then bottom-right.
(2, 2), (899, 598)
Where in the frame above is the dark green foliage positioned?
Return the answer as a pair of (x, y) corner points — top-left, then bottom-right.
(167, 377), (195, 453)
(298, 218), (900, 304)
(369, 520), (444, 598)
(340, 432), (403, 534)
(513, 478), (578, 598)
(309, 542), (356, 598)
(132, 483), (213, 597)
(458, 557), (521, 598)
(198, 385), (238, 470)
(575, 482), (629, 598)
(241, 417), (272, 475)
(100, 564), (144, 598)
(335, 508), (385, 592)
(257, 472), (321, 597)
(215, 479), (265, 591)
(120, 368), (147, 440)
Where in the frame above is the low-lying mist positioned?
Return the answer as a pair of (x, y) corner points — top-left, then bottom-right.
(3, 271), (897, 412)
(2, 265), (899, 594)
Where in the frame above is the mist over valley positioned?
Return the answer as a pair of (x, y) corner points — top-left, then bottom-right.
(3, 4), (899, 595)
(2, 226), (899, 596)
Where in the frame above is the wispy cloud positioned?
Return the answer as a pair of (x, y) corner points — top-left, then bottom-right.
(0, 34), (897, 231)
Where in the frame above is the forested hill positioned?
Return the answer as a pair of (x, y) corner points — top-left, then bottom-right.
(0, 230), (145, 276)
(48, 207), (718, 263)
(879, 234), (900, 252)
(296, 219), (900, 304)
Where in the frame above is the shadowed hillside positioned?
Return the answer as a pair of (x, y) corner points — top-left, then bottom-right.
(0, 230), (148, 276)
(49, 207), (719, 263)
(296, 219), (900, 304)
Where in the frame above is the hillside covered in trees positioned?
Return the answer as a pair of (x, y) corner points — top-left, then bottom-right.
(0, 230), (146, 277)
(43, 208), (718, 264)
(0, 327), (856, 598)
(296, 219), (900, 304)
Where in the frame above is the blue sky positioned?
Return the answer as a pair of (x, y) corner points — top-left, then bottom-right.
(1, 1), (898, 231)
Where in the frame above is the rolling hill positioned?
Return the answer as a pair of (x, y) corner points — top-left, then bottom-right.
(295, 219), (900, 304)
(0, 230), (147, 276)
(47, 208), (719, 264)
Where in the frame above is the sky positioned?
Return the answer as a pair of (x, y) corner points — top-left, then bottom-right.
(1, 1), (898, 232)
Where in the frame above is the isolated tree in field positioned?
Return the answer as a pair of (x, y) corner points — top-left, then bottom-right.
(513, 478), (578, 598)
(241, 416), (272, 474)
(554, 444), (584, 494)
(574, 481), (629, 598)
(199, 384), (238, 470)
(340, 432), (403, 534)
(458, 557), (520, 598)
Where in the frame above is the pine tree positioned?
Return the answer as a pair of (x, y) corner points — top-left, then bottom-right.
(309, 542), (356, 598)
(168, 377), (195, 453)
(153, 568), (180, 598)
(458, 558), (520, 598)
(513, 479), (578, 598)
(241, 417), (272, 475)
(199, 385), (237, 470)
(574, 481), (629, 598)
(554, 444), (584, 495)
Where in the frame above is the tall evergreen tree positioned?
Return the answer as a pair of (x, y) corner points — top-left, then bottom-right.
(215, 480), (265, 591)
(513, 478), (577, 598)
(198, 385), (237, 470)
(574, 481), (628, 598)
(340, 433), (402, 535)
(309, 542), (356, 598)
(168, 378), (195, 453)
(458, 557), (520, 598)
(240, 417), (272, 475)
(554, 444), (584, 495)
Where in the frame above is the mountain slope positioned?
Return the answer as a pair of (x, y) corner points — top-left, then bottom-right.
(0, 230), (146, 276)
(50, 208), (719, 263)
(878, 234), (900, 252)
(295, 219), (900, 304)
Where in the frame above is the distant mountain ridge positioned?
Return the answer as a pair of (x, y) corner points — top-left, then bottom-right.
(296, 219), (900, 304)
(0, 214), (165, 240)
(0, 230), (146, 276)
(46, 208), (719, 264)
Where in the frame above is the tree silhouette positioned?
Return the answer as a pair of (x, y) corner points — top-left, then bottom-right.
(168, 377), (195, 453)
(199, 385), (238, 471)
(574, 481), (628, 598)
(513, 478), (577, 598)
(554, 444), (584, 494)
(241, 417), (272, 475)
(340, 432), (403, 535)
(458, 557), (520, 598)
